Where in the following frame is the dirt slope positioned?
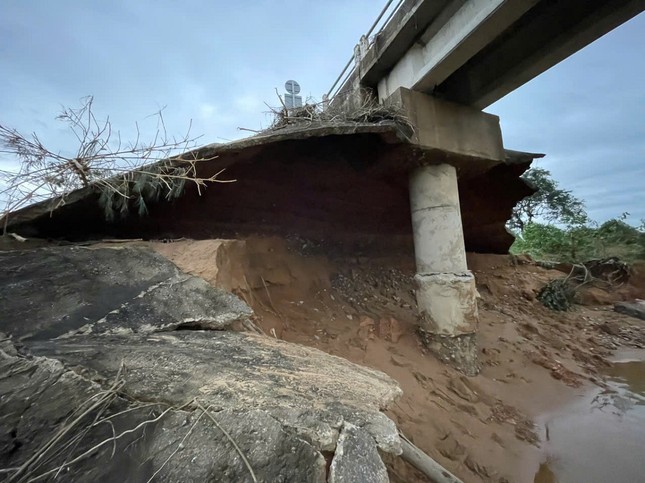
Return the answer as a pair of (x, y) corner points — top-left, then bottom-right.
(152, 237), (645, 483)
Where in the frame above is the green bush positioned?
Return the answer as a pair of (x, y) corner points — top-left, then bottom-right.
(509, 168), (644, 263)
(510, 220), (645, 263)
(537, 278), (575, 311)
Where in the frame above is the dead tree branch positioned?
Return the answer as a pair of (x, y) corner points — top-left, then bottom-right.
(399, 432), (464, 483)
(241, 88), (413, 135)
(0, 96), (233, 233)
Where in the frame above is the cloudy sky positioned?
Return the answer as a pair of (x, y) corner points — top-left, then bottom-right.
(1, 1), (643, 223)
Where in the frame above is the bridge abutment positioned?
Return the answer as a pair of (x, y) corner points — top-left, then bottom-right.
(409, 164), (479, 376)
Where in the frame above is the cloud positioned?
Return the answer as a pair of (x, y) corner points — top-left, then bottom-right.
(198, 103), (217, 120)
(491, 14), (644, 224)
(234, 94), (263, 114)
(1, 2), (642, 225)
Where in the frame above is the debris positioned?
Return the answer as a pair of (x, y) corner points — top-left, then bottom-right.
(538, 278), (575, 311)
(7, 232), (26, 242)
(399, 432), (464, 483)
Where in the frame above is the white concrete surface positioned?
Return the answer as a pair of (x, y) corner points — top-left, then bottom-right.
(409, 164), (479, 337)
(387, 88), (505, 162)
(415, 272), (478, 335)
(377, 0), (536, 99)
(409, 164), (468, 274)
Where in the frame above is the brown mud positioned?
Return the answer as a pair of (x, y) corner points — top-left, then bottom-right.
(147, 236), (645, 482)
(534, 350), (645, 482)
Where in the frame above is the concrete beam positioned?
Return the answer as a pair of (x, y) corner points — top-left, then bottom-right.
(435, 0), (644, 108)
(387, 88), (505, 162)
(338, 0), (642, 109)
(377, 0), (539, 100)
(359, 0), (451, 86)
(331, 0), (449, 110)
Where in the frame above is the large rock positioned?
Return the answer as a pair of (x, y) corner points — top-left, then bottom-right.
(27, 330), (402, 454)
(1, 331), (402, 481)
(0, 245), (403, 481)
(615, 300), (645, 321)
(0, 336), (326, 482)
(0, 246), (252, 339)
(329, 423), (389, 483)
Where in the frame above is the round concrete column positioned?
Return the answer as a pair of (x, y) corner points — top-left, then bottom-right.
(409, 164), (468, 273)
(409, 164), (479, 375)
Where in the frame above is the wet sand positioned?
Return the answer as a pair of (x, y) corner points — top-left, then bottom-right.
(150, 237), (645, 482)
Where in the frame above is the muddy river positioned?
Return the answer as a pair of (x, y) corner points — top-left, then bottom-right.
(534, 350), (645, 483)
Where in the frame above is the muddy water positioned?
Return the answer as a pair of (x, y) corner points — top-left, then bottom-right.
(534, 350), (645, 483)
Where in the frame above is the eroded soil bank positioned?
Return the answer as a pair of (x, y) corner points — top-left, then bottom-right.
(149, 236), (645, 482)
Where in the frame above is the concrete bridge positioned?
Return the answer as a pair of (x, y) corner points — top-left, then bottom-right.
(327, 0), (643, 374)
(5, 1), (641, 377)
(331, 0), (642, 107)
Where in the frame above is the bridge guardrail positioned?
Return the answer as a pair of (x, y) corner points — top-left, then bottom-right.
(325, 0), (405, 103)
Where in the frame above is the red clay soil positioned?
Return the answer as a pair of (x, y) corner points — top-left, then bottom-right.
(151, 237), (645, 483)
(12, 135), (531, 255)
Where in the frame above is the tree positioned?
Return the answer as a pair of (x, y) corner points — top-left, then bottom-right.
(592, 217), (645, 261)
(0, 96), (233, 233)
(508, 167), (588, 234)
(510, 222), (568, 259)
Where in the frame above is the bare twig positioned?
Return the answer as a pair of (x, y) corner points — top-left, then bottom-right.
(260, 276), (281, 318)
(261, 88), (412, 134)
(0, 96), (234, 232)
(3, 361), (200, 483)
(145, 403), (207, 483)
(274, 88), (288, 111)
(194, 401), (258, 483)
(8, 364), (126, 482)
(26, 406), (180, 483)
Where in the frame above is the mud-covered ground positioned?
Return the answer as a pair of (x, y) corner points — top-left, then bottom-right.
(148, 236), (645, 482)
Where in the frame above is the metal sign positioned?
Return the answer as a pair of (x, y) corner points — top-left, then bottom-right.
(284, 79), (303, 109)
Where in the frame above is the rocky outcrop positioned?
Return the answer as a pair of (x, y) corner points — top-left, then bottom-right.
(0, 336), (328, 482)
(0, 246), (252, 340)
(615, 300), (645, 321)
(329, 423), (389, 483)
(27, 331), (402, 454)
(0, 246), (402, 482)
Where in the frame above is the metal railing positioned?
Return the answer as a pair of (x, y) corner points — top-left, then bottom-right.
(325, 0), (406, 102)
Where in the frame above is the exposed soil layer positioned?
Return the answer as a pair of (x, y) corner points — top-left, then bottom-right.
(7, 133), (532, 254)
(151, 237), (645, 483)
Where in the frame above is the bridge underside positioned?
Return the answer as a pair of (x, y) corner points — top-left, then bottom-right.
(339, 0), (643, 109)
(324, 0), (642, 372)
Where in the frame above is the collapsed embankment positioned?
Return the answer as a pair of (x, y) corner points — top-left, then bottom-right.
(152, 236), (645, 482)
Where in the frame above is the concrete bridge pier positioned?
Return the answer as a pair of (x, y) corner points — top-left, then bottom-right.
(410, 164), (479, 376)
(386, 87), (507, 375)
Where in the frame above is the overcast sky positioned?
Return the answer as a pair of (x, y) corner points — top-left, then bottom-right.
(1, 1), (643, 224)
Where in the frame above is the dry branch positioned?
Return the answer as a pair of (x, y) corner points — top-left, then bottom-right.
(0, 96), (233, 233)
(8, 365), (127, 482)
(1, 361), (260, 483)
(255, 88), (413, 135)
(399, 433), (464, 483)
(145, 405), (208, 483)
(194, 400), (258, 483)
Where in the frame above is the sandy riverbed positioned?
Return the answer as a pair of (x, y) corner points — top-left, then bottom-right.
(151, 236), (645, 482)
